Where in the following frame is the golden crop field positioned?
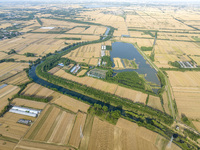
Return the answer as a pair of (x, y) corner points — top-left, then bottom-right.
(88, 117), (180, 150)
(190, 56), (200, 66)
(77, 69), (88, 76)
(192, 121), (200, 132)
(120, 37), (154, 48)
(15, 140), (75, 150)
(88, 58), (98, 66)
(115, 86), (147, 103)
(21, 83), (55, 99)
(53, 94), (90, 113)
(12, 98), (47, 109)
(0, 33), (67, 58)
(48, 66), (61, 74)
(24, 104), (87, 148)
(167, 71), (200, 119)
(0, 85), (20, 112)
(154, 40), (200, 68)
(2, 71), (30, 85)
(63, 43), (102, 64)
(0, 23), (12, 28)
(147, 95), (163, 112)
(53, 68), (148, 103)
(69, 112), (87, 148)
(0, 140), (17, 150)
(67, 27), (87, 34)
(113, 57), (124, 69)
(0, 112), (36, 140)
(0, 62), (29, 81)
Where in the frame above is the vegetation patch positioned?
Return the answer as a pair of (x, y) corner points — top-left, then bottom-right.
(88, 104), (121, 124)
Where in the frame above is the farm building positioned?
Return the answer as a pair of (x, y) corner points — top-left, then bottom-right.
(70, 64), (80, 74)
(87, 68), (108, 79)
(58, 63), (64, 67)
(0, 84), (7, 89)
(101, 45), (106, 50)
(17, 119), (32, 126)
(9, 106), (41, 117)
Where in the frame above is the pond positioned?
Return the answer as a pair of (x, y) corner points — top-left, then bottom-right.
(110, 42), (160, 92)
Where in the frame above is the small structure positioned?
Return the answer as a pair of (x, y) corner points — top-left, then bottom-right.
(9, 106), (41, 118)
(40, 27), (55, 30)
(97, 58), (101, 66)
(101, 45), (106, 57)
(121, 35), (130, 37)
(17, 119), (32, 126)
(178, 61), (195, 68)
(58, 63), (64, 67)
(70, 64), (81, 74)
(87, 68), (108, 79)
(0, 84), (7, 89)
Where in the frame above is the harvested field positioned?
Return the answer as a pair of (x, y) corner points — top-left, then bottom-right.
(2, 71), (30, 85)
(0, 112), (35, 140)
(33, 106), (61, 141)
(173, 92), (200, 119)
(24, 105), (51, 139)
(15, 140), (75, 150)
(63, 64), (74, 70)
(21, 83), (55, 100)
(88, 58), (98, 66)
(48, 66), (61, 75)
(190, 56), (200, 66)
(0, 85), (20, 112)
(47, 111), (75, 145)
(0, 140), (17, 150)
(63, 43), (101, 64)
(147, 95), (163, 112)
(88, 117), (115, 150)
(192, 121), (200, 132)
(79, 114), (94, 150)
(162, 91), (171, 115)
(88, 117), (180, 150)
(0, 62), (29, 80)
(167, 71), (200, 87)
(115, 86), (147, 103)
(167, 71), (200, 119)
(69, 112), (87, 148)
(12, 98), (47, 109)
(77, 69), (87, 76)
(53, 94), (90, 113)
(67, 27), (87, 34)
(113, 57), (124, 69)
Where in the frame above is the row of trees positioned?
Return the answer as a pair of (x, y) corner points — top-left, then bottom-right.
(88, 104), (121, 124)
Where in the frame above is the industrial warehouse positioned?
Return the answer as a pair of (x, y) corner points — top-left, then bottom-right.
(9, 106), (41, 117)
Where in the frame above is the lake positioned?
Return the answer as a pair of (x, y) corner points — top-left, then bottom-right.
(110, 42), (161, 92)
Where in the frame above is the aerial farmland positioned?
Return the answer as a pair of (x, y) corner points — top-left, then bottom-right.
(0, 0), (200, 149)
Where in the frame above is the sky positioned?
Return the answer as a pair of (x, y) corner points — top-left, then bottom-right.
(0, 0), (199, 5)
